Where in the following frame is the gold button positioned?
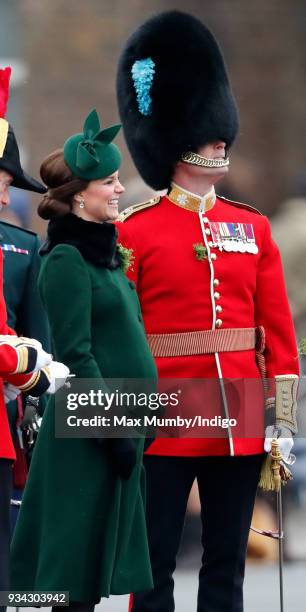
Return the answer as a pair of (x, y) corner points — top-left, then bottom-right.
(214, 292), (220, 300)
(203, 217), (209, 223)
(216, 319), (223, 328)
(211, 253), (217, 261)
(213, 279), (220, 286)
(205, 228), (211, 235)
(216, 305), (222, 313)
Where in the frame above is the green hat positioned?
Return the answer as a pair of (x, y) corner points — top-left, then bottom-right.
(63, 108), (122, 180)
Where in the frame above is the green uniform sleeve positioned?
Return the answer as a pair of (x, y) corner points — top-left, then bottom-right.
(18, 234), (51, 351)
(39, 244), (102, 379)
(17, 234), (51, 416)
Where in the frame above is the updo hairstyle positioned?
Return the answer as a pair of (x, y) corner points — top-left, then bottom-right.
(38, 149), (88, 220)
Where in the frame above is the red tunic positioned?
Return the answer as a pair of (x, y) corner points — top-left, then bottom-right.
(117, 190), (299, 457)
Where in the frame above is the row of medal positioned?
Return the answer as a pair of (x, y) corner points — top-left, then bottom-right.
(206, 220), (259, 254)
(1, 243), (29, 255)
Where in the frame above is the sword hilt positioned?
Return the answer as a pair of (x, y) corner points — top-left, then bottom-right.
(271, 438), (282, 492)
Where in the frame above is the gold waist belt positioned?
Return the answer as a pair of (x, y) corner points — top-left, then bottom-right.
(147, 327), (256, 357)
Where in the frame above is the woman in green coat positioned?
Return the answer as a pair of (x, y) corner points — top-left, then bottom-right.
(10, 110), (157, 610)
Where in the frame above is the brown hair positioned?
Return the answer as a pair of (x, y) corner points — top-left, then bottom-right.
(38, 149), (88, 220)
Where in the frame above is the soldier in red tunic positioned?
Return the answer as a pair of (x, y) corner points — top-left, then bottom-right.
(116, 11), (299, 612)
(0, 67), (69, 611)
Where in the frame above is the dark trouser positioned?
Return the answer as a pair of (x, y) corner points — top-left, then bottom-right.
(0, 459), (13, 612)
(131, 454), (264, 612)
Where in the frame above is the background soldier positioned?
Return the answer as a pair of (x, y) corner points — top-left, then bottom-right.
(0, 66), (68, 612)
(0, 217), (50, 525)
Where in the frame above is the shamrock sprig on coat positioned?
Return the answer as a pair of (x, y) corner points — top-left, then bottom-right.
(193, 243), (207, 261)
(117, 243), (135, 273)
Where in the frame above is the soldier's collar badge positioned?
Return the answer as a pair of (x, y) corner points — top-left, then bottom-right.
(168, 183), (216, 213)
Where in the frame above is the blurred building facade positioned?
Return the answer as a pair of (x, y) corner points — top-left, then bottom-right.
(1, 0), (306, 230)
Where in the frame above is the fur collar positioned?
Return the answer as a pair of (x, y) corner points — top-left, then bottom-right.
(40, 213), (121, 269)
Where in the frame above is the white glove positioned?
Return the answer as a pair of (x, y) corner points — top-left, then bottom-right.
(21, 338), (53, 371)
(0, 334), (52, 372)
(4, 383), (21, 403)
(264, 424), (294, 462)
(45, 361), (70, 394)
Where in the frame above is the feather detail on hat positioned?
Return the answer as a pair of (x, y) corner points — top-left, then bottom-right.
(0, 67), (11, 118)
(117, 11), (239, 189)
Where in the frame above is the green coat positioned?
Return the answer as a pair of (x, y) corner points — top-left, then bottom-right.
(10, 238), (157, 601)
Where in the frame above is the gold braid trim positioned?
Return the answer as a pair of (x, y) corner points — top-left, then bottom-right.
(275, 374), (299, 433)
(16, 370), (41, 392)
(15, 346), (29, 374)
(0, 336), (30, 374)
(167, 184), (216, 213)
(118, 196), (161, 222)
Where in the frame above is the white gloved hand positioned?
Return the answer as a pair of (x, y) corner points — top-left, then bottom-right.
(0, 334), (52, 373)
(20, 338), (53, 371)
(45, 361), (70, 394)
(264, 424), (294, 462)
(4, 383), (21, 403)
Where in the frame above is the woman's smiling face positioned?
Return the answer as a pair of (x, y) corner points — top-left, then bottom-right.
(73, 170), (125, 222)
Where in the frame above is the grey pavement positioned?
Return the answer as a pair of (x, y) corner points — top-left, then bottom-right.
(12, 493), (306, 612)
(96, 563), (306, 611)
(15, 562), (306, 612)
(11, 501), (306, 612)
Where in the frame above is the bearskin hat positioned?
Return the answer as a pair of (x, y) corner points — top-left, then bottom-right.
(116, 11), (239, 190)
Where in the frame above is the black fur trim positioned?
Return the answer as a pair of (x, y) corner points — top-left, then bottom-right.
(117, 11), (239, 189)
(40, 213), (121, 269)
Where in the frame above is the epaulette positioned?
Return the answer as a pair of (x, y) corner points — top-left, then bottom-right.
(217, 195), (263, 216)
(118, 196), (161, 222)
(0, 220), (38, 236)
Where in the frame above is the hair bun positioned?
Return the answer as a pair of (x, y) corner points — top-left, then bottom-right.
(37, 149), (88, 220)
(38, 193), (70, 220)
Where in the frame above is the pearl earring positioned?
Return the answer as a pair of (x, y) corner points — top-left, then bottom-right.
(79, 197), (85, 209)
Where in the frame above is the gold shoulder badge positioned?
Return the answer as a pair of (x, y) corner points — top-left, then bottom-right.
(118, 196), (161, 222)
(217, 195), (263, 216)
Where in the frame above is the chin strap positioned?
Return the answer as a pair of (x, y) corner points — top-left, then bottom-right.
(181, 151), (230, 168)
